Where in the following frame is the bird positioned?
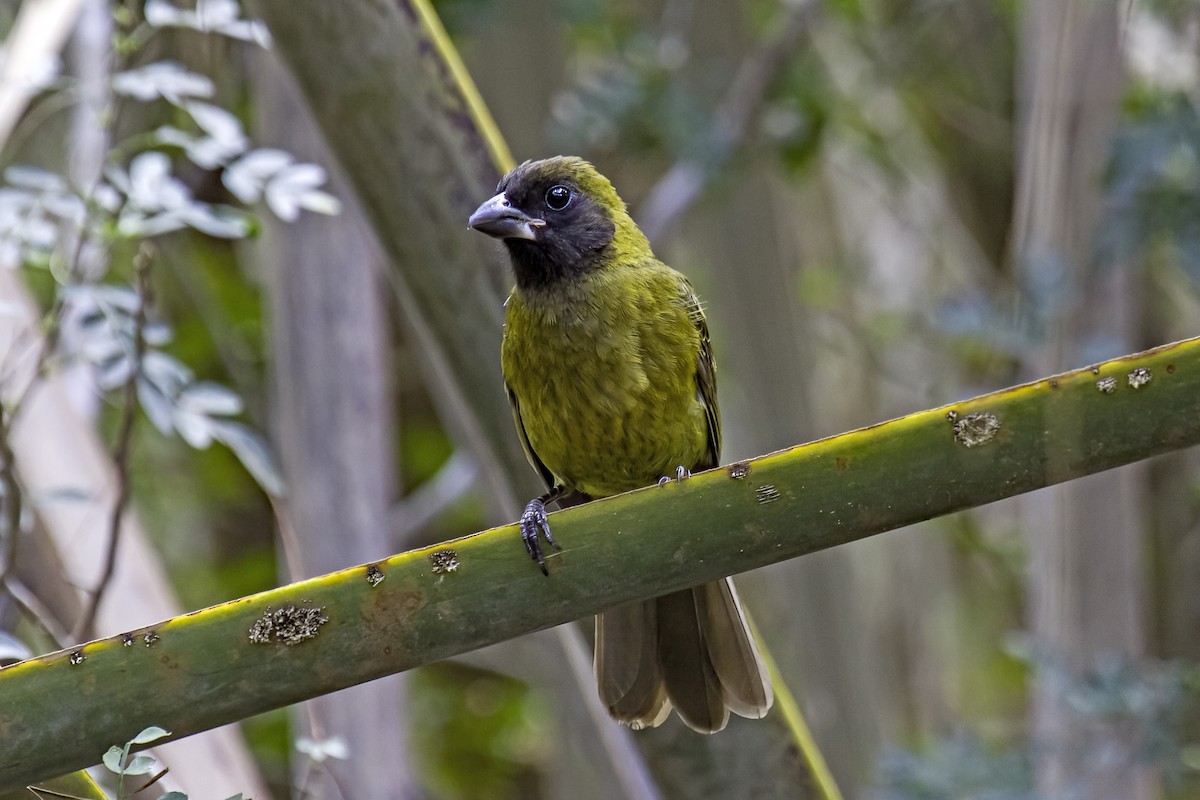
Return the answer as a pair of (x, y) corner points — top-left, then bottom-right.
(468, 156), (773, 733)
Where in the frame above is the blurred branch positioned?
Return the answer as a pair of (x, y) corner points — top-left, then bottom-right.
(0, 0), (86, 149)
(0, 408), (21, 586)
(1012, 5), (1140, 800)
(390, 450), (479, 546)
(4, 577), (68, 647)
(4, 334), (1200, 789)
(637, 0), (820, 243)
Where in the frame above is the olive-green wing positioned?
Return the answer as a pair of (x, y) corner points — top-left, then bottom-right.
(506, 383), (555, 490)
(681, 281), (721, 470)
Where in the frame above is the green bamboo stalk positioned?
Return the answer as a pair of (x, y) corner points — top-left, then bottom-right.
(1, 337), (1197, 789)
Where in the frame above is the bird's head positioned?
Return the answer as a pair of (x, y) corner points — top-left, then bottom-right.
(468, 156), (650, 291)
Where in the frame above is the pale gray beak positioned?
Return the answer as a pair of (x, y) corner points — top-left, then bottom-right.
(468, 193), (543, 241)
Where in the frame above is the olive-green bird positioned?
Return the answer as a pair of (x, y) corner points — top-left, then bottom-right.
(468, 156), (773, 733)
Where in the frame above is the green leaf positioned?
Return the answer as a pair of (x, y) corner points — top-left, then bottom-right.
(130, 725), (171, 744)
(122, 754), (158, 776)
(101, 745), (125, 774)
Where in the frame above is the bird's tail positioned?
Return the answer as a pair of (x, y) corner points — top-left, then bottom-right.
(594, 577), (773, 733)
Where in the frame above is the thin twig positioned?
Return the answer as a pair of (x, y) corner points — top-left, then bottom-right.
(24, 786), (81, 799)
(72, 243), (152, 641)
(130, 766), (170, 795)
(636, 0), (821, 244)
(269, 494), (306, 581)
(5, 576), (68, 647)
(0, 405), (22, 585)
(389, 450), (478, 547)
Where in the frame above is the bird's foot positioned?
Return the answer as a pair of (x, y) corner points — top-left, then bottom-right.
(657, 465), (692, 486)
(520, 495), (562, 576)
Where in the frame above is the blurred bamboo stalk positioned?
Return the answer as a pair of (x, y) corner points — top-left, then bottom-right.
(254, 53), (420, 799)
(1012, 3), (1151, 799)
(0, 0), (84, 149)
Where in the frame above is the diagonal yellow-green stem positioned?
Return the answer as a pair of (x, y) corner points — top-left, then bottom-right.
(1, 337), (1197, 790)
(247, 0), (835, 795)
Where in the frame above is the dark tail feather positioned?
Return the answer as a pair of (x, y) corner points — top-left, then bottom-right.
(595, 600), (671, 728)
(657, 588), (728, 732)
(694, 578), (773, 718)
(594, 578), (773, 733)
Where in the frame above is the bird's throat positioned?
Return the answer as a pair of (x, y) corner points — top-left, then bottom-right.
(504, 239), (606, 293)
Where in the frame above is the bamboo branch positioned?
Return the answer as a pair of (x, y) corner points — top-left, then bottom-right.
(1, 336), (1197, 789)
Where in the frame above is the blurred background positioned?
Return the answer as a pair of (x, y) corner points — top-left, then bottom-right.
(1, 0), (1199, 798)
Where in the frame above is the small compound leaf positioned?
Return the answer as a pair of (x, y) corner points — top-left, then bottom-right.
(102, 745), (125, 774)
(178, 203), (252, 239)
(97, 354), (135, 391)
(177, 381), (243, 416)
(185, 102), (246, 150)
(223, 148), (292, 203)
(126, 151), (191, 211)
(173, 408), (216, 449)
(4, 165), (66, 193)
(122, 754), (158, 776)
(298, 189), (341, 217)
(142, 350), (193, 395)
(130, 725), (171, 744)
(112, 61), (214, 105)
(209, 419), (286, 496)
(138, 377), (175, 435)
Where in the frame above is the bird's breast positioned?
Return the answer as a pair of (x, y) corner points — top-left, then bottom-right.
(502, 279), (707, 498)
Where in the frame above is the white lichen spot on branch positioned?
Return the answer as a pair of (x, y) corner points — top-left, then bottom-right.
(248, 604), (329, 646)
(951, 411), (1002, 448)
(429, 550), (460, 574)
(1127, 367), (1153, 388)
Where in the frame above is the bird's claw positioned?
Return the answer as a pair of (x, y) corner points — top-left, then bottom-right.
(520, 497), (561, 576)
(657, 465), (692, 486)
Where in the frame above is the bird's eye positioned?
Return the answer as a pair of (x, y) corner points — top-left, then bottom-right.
(545, 185), (572, 211)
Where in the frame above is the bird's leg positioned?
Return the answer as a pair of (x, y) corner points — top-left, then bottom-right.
(657, 465), (692, 486)
(521, 484), (566, 576)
